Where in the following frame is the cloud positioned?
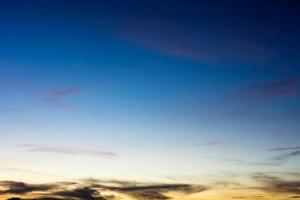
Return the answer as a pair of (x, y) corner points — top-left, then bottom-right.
(1, 168), (63, 179)
(118, 25), (269, 65)
(193, 141), (238, 147)
(88, 179), (208, 200)
(269, 147), (300, 151)
(110, 3), (272, 65)
(43, 87), (80, 109)
(245, 78), (300, 100)
(101, 183), (207, 193)
(234, 78), (300, 115)
(0, 108), (25, 113)
(45, 88), (81, 101)
(21, 144), (117, 158)
(218, 147), (300, 166)
(1, 180), (206, 200)
(220, 158), (282, 166)
(271, 150), (300, 162)
(251, 173), (300, 195)
(51, 187), (106, 200)
(0, 181), (54, 195)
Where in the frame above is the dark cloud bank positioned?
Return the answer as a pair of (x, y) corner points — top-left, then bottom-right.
(0, 180), (207, 200)
(2, 172), (300, 200)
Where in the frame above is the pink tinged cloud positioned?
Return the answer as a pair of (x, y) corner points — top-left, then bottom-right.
(250, 78), (300, 99)
(44, 87), (81, 110)
(232, 78), (300, 115)
(112, 19), (270, 64)
(240, 78), (300, 103)
(45, 88), (81, 101)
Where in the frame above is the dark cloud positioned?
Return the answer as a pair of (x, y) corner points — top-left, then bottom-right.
(0, 181), (54, 195)
(101, 183), (206, 193)
(7, 198), (62, 200)
(93, 181), (208, 200)
(51, 187), (106, 200)
(251, 173), (300, 194)
(1, 180), (206, 200)
(21, 144), (117, 158)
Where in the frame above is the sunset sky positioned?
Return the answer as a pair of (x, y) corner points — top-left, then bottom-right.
(0, 0), (300, 200)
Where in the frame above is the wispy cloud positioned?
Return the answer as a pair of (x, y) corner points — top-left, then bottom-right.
(114, 14), (270, 65)
(0, 107), (25, 113)
(268, 146), (300, 151)
(219, 158), (281, 166)
(234, 78), (300, 115)
(193, 141), (238, 147)
(45, 88), (81, 101)
(244, 78), (300, 100)
(217, 146), (300, 167)
(43, 87), (81, 109)
(1, 168), (63, 179)
(21, 144), (117, 158)
(271, 150), (300, 162)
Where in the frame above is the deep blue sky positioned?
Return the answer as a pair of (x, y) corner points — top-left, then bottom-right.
(0, 0), (299, 187)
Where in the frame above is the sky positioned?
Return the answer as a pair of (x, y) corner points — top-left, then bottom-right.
(0, 0), (300, 199)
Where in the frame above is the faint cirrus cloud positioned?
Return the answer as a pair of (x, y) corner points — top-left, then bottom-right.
(43, 87), (81, 110)
(21, 144), (117, 158)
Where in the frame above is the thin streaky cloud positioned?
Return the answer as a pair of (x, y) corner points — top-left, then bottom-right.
(233, 78), (300, 115)
(242, 78), (300, 101)
(268, 147), (300, 151)
(44, 88), (81, 101)
(271, 150), (300, 162)
(1, 168), (65, 179)
(21, 145), (117, 158)
(43, 87), (81, 110)
(193, 141), (238, 146)
(251, 173), (300, 195)
(214, 148), (300, 166)
(0, 108), (26, 113)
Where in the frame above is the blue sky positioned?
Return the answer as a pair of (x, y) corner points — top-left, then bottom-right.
(0, 1), (299, 199)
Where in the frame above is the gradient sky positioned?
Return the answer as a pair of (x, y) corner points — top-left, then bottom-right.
(0, 1), (300, 200)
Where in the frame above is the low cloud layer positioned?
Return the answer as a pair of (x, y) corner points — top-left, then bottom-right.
(251, 173), (300, 195)
(0, 180), (206, 200)
(2, 174), (300, 200)
(269, 147), (300, 151)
